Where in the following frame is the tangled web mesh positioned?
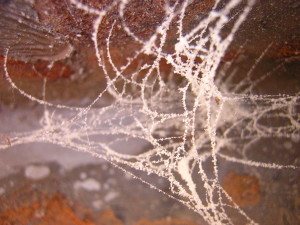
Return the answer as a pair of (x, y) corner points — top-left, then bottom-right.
(1, 0), (299, 224)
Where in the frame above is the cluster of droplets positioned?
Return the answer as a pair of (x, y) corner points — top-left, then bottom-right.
(2, 0), (299, 224)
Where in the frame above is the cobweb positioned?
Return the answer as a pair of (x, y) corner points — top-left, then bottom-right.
(1, 0), (299, 224)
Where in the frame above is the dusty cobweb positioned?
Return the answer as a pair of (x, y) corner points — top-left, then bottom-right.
(1, 0), (299, 224)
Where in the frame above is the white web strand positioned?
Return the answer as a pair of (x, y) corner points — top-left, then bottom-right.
(1, 0), (299, 224)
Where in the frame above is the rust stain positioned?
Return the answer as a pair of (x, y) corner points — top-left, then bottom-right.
(0, 194), (95, 225)
(274, 43), (300, 62)
(0, 191), (197, 225)
(134, 218), (197, 225)
(222, 171), (261, 207)
(0, 56), (73, 80)
(221, 49), (244, 62)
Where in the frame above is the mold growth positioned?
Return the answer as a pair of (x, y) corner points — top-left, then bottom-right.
(0, 0), (299, 224)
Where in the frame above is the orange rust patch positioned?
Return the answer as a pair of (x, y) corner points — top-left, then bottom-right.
(275, 43), (300, 59)
(0, 56), (73, 80)
(221, 49), (244, 62)
(0, 194), (95, 225)
(267, 43), (300, 62)
(222, 171), (261, 207)
(0, 190), (197, 225)
(134, 218), (197, 225)
(94, 210), (124, 225)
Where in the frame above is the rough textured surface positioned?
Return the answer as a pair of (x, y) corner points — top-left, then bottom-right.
(0, 194), (95, 225)
(0, 163), (201, 225)
(0, 0), (299, 104)
(222, 171), (261, 207)
(0, 1), (299, 224)
(0, 159), (299, 225)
